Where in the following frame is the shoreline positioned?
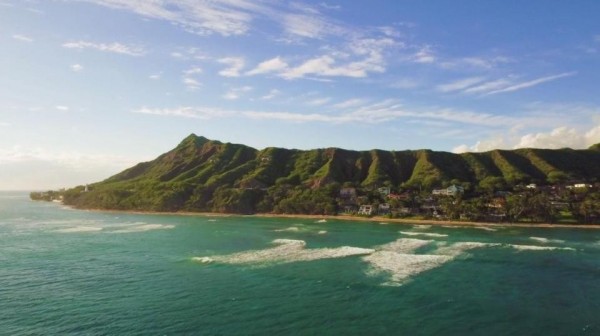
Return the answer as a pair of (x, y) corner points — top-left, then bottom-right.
(62, 204), (600, 230)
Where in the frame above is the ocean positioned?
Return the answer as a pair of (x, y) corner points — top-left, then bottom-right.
(1, 191), (599, 335)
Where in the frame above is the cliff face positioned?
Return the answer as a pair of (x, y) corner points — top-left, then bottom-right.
(61, 134), (600, 213)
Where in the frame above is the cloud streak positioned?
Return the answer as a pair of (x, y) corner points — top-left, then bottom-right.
(485, 72), (577, 95)
(62, 40), (145, 56)
(12, 34), (34, 42)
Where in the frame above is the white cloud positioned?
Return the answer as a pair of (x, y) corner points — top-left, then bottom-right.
(131, 100), (518, 128)
(390, 78), (420, 90)
(436, 77), (485, 93)
(80, 0), (263, 36)
(149, 74), (161, 80)
(182, 67), (203, 90)
(218, 57), (245, 77)
(261, 89), (281, 100)
(55, 105), (70, 111)
(246, 57), (288, 75)
(0, 122), (10, 127)
(62, 40), (145, 56)
(453, 123), (600, 153)
(0, 146), (144, 190)
(463, 78), (513, 94)
(440, 56), (511, 70)
(283, 14), (329, 39)
(319, 2), (341, 10)
(222, 86), (252, 100)
(486, 72), (577, 95)
(133, 106), (235, 119)
(332, 99), (366, 109)
(412, 46), (435, 64)
(307, 97), (331, 106)
(12, 34), (33, 42)
(70, 64), (84, 72)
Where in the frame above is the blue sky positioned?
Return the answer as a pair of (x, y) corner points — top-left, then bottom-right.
(1, 0), (599, 190)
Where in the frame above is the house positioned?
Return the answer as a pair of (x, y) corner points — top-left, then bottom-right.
(432, 185), (464, 196)
(377, 187), (391, 196)
(388, 193), (410, 201)
(358, 205), (373, 216)
(378, 203), (391, 215)
(342, 204), (358, 214)
(339, 187), (357, 199)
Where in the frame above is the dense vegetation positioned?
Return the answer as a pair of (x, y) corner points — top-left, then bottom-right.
(37, 134), (600, 223)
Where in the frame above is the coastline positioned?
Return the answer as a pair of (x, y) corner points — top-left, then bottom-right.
(61, 204), (600, 230)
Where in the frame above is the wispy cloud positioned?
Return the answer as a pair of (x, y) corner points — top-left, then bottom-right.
(246, 57), (288, 76)
(70, 64), (84, 72)
(440, 72), (576, 96)
(486, 72), (577, 95)
(222, 86), (252, 100)
(62, 40), (145, 56)
(332, 98), (366, 109)
(277, 37), (396, 79)
(182, 67), (202, 90)
(133, 106), (235, 119)
(12, 34), (33, 42)
(132, 101), (519, 128)
(218, 57), (245, 77)
(79, 0), (262, 36)
(436, 77), (486, 93)
(412, 45), (435, 64)
(306, 97), (331, 106)
(55, 105), (70, 111)
(261, 89), (281, 100)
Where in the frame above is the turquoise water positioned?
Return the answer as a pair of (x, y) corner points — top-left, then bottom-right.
(1, 192), (599, 335)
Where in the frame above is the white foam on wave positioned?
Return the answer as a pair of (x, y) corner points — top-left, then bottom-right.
(363, 240), (495, 286)
(316, 219), (327, 223)
(194, 239), (374, 266)
(400, 231), (448, 238)
(274, 226), (301, 232)
(207, 219), (217, 222)
(529, 236), (565, 244)
(412, 225), (431, 230)
(363, 252), (452, 286)
(192, 257), (214, 264)
(317, 230), (327, 235)
(433, 242), (500, 256)
(474, 226), (498, 231)
(508, 244), (575, 251)
(377, 238), (434, 254)
(110, 224), (175, 233)
(55, 226), (103, 233)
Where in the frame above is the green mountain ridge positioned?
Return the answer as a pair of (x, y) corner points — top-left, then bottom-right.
(59, 134), (600, 214)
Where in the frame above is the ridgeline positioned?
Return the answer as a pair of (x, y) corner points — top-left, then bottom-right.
(41, 134), (600, 222)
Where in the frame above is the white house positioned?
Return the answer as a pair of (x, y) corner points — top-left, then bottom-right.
(358, 205), (373, 216)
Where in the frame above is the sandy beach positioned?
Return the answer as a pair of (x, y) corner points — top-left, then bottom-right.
(73, 206), (600, 230)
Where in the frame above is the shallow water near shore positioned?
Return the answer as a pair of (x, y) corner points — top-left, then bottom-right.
(2, 192), (600, 335)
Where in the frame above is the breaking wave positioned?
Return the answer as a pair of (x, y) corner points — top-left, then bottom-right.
(55, 226), (103, 233)
(274, 227), (301, 232)
(529, 237), (565, 244)
(110, 224), (175, 233)
(193, 239), (374, 266)
(363, 239), (495, 286)
(399, 231), (448, 238)
(508, 244), (575, 251)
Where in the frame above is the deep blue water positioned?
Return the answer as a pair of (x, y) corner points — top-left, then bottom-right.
(1, 191), (599, 335)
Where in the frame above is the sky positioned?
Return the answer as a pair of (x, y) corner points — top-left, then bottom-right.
(1, 0), (600, 190)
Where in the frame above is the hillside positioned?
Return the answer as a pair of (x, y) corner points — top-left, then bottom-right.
(59, 134), (600, 214)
